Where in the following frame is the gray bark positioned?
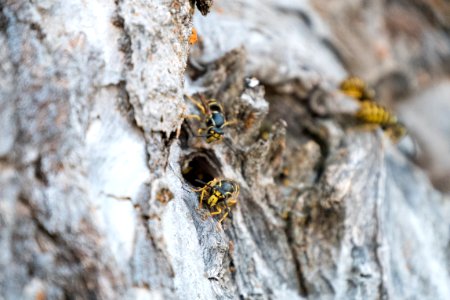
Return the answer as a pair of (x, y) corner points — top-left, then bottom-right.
(1, 0), (450, 299)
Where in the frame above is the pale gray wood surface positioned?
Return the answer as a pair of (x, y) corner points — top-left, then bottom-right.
(1, 0), (449, 299)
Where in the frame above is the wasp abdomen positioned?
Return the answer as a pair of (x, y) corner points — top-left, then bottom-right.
(356, 101), (397, 125)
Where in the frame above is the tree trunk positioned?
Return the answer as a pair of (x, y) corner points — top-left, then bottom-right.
(1, 0), (449, 299)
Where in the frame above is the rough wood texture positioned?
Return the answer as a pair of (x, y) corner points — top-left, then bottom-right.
(1, 0), (450, 299)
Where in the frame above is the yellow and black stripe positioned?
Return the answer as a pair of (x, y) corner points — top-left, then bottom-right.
(355, 101), (407, 142)
(355, 101), (397, 125)
(339, 76), (375, 101)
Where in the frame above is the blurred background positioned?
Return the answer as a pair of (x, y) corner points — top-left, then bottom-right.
(191, 0), (450, 192)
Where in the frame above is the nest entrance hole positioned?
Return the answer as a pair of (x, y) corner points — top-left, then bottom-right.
(181, 151), (222, 188)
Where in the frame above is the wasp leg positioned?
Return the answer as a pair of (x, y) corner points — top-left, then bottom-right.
(199, 189), (209, 209)
(211, 205), (227, 229)
(223, 119), (238, 127)
(185, 95), (206, 115)
(184, 114), (202, 121)
(192, 186), (207, 209)
(217, 210), (229, 224)
(192, 178), (215, 192)
(218, 198), (237, 223)
(219, 205), (231, 223)
(227, 198), (237, 207)
(207, 178), (219, 187)
(192, 185), (206, 192)
(210, 205), (222, 216)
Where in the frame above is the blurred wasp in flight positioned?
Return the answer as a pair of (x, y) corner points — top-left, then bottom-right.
(339, 76), (375, 101)
(339, 76), (407, 142)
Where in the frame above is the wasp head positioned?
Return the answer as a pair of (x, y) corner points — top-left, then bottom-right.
(218, 180), (238, 196)
(384, 122), (407, 143)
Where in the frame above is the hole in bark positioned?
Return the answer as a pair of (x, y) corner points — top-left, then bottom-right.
(181, 151), (221, 187)
(35, 156), (49, 186)
(179, 120), (197, 150)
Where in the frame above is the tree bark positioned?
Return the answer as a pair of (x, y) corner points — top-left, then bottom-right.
(1, 0), (449, 299)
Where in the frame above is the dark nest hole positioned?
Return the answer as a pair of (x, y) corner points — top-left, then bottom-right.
(179, 122), (193, 150)
(181, 151), (222, 188)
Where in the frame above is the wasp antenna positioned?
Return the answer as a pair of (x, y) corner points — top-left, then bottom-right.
(223, 138), (240, 156)
(195, 179), (207, 185)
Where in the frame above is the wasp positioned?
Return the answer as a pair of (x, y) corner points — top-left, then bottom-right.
(355, 100), (406, 142)
(193, 0), (213, 16)
(185, 95), (236, 143)
(339, 76), (375, 101)
(193, 178), (240, 224)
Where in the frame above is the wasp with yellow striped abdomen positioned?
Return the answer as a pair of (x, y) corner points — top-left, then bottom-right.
(193, 178), (240, 224)
(339, 76), (375, 101)
(185, 95), (236, 143)
(355, 100), (406, 142)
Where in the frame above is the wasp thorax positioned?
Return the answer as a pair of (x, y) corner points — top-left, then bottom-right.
(208, 112), (225, 127)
